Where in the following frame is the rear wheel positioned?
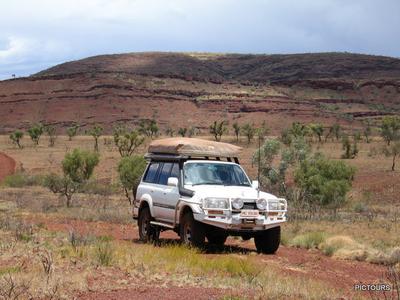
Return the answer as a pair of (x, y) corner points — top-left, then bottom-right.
(138, 206), (157, 243)
(254, 226), (281, 254)
(180, 212), (205, 248)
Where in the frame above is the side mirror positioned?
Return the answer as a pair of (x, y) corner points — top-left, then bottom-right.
(252, 180), (259, 189)
(167, 177), (179, 187)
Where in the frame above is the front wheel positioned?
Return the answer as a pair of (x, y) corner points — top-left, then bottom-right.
(180, 212), (205, 248)
(206, 231), (227, 246)
(138, 206), (157, 243)
(254, 226), (281, 254)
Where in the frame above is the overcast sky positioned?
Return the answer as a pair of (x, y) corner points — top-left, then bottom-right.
(1, 0), (399, 80)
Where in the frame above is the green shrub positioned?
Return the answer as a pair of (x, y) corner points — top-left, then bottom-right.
(2, 172), (45, 187)
(117, 156), (147, 204)
(290, 232), (327, 249)
(94, 242), (114, 266)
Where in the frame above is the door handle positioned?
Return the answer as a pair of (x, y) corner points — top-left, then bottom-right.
(150, 190), (154, 193)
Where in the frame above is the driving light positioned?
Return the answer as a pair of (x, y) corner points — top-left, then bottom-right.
(231, 198), (244, 210)
(256, 198), (268, 210)
(203, 197), (229, 209)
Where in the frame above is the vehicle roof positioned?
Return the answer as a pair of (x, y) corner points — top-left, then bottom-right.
(147, 137), (242, 158)
(184, 160), (238, 165)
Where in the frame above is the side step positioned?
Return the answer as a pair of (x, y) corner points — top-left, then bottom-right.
(150, 221), (174, 229)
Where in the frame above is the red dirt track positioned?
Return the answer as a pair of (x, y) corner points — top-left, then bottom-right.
(0, 152), (16, 182)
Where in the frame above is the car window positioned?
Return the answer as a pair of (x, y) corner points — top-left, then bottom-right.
(157, 163), (173, 185)
(143, 162), (160, 183)
(170, 163), (180, 179)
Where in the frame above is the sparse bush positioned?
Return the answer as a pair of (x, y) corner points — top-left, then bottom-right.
(381, 116), (400, 145)
(44, 149), (99, 207)
(87, 124), (103, 152)
(241, 123), (256, 144)
(341, 134), (358, 159)
(290, 122), (309, 138)
(94, 241), (114, 266)
(178, 127), (187, 137)
(256, 120), (269, 142)
(44, 124), (57, 147)
(290, 232), (327, 249)
(309, 123), (324, 143)
(117, 156), (147, 204)
(27, 123), (44, 145)
(382, 141), (400, 171)
(113, 125), (144, 157)
(165, 127), (174, 137)
(232, 122), (241, 142)
(2, 172), (44, 188)
(280, 128), (292, 145)
(66, 123), (80, 141)
(363, 119), (372, 143)
(209, 120), (228, 141)
(139, 119), (159, 138)
(9, 130), (23, 148)
(294, 154), (355, 214)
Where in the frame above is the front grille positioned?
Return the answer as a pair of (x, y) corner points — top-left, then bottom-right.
(243, 203), (257, 210)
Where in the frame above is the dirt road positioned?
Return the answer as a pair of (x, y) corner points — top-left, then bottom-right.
(0, 152), (16, 182)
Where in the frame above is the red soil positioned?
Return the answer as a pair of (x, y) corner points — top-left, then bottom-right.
(22, 215), (388, 298)
(0, 152), (16, 182)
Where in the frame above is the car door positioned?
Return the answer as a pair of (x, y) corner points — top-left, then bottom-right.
(152, 162), (180, 222)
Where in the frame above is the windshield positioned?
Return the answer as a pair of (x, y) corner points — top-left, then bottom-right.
(183, 162), (251, 186)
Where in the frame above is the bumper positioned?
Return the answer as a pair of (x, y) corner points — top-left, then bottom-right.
(194, 212), (286, 231)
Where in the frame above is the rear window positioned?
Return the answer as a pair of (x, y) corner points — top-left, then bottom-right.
(170, 163), (180, 179)
(157, 163), (173, 185)
(143, 162), (160, 183)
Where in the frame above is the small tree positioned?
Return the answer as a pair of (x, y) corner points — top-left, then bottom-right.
(383, 141), (400, 171)
(117, 156), (147, 205)
(9, 130), (23, 149)
(67, 124), (79, 141)
(242, 123), (256, 144)
(44, 125), (57, 147)
(290, 122), (309, 138)
(232, 122), (241, 142)
(256, 121), (270, 142)
(45, 149), (99, 207)
(363, 120), (372, 143)
(294, 154), (355, 215)
(165, 127), (174, 137)
(88, 124), (103, 152)
(178, 127), (187, 137)
(187, 126), (199, 138)
(209, 120), (228, 141)
(139, 119), (159, 139)
(113, 125), (144, 157)
(381, 116), (400, 145)
(309, 123), (324, 143)
(27, 123), (44, 145)
(341, 134), (358, 159)
(280, 128), (292, 146)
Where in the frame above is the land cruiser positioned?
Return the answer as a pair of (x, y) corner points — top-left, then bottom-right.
(133, 138), (287, 254)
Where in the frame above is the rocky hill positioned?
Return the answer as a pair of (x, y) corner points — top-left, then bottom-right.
(1, 52), (400, 133)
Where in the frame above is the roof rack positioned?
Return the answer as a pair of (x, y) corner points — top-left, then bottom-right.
(147, 137), (242, 158)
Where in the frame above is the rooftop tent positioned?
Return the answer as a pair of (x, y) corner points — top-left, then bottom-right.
(148, 137), (242, 158)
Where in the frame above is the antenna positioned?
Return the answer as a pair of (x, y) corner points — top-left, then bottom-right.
(257, 130), (261, 198)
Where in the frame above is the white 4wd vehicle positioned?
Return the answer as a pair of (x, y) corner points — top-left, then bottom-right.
(133, 138), (287, 254)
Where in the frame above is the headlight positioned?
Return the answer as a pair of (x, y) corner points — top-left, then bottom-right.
(203, 197), (229, 209)
(268, 200), (280, 211)
(256, 198), (268, 210)
(231, 198), (244, 210)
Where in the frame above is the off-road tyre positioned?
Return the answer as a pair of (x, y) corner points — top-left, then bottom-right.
(138, 206), (157, 243)
(254, 226), (281, 254)
(180, 212), (205, 248)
